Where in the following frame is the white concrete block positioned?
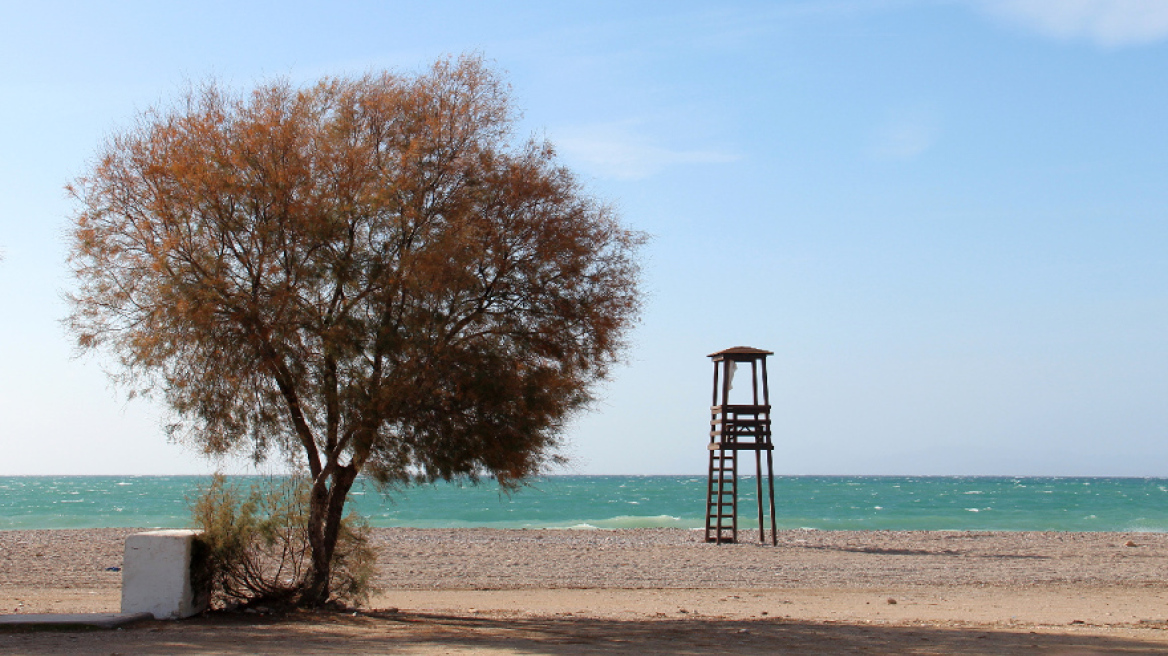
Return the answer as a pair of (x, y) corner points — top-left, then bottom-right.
(120, 529), (208, 619)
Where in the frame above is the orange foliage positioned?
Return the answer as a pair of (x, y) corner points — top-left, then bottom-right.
(66, 55), (643, 604)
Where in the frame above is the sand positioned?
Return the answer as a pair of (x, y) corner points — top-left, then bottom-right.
(3, 528), (1168, 654)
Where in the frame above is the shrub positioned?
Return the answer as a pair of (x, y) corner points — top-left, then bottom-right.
(189, 474), (377, 608)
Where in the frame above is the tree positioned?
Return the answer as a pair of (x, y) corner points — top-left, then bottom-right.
(66, 56), (643, 605)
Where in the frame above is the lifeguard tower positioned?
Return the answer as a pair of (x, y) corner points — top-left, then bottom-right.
(705, 346), (777, 545)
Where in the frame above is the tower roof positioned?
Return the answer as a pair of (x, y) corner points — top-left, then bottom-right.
(708, 346), (773, 360)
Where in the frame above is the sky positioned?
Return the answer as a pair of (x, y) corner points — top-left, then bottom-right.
(1, 0), (1166, 477)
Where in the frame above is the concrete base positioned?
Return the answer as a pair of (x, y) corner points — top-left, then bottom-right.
(0, 612), (154, 630)
(120, 530), (207, 620)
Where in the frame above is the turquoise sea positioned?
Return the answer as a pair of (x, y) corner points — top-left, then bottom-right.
(2, 476), (1167, 532)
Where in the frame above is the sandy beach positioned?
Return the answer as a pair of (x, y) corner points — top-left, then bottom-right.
(3, 528), (1168, 654)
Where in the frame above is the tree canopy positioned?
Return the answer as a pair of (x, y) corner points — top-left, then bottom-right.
(66, 56), (643, 603)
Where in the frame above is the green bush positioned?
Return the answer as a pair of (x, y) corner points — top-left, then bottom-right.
(189, 474), (377, 608)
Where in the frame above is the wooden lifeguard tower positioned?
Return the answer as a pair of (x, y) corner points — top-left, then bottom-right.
(705, 346), (777, 545)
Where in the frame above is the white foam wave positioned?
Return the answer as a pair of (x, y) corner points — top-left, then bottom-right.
(539, 515), (694, 530)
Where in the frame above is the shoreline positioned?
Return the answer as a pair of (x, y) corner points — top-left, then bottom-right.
(4, 528), (1168, 654)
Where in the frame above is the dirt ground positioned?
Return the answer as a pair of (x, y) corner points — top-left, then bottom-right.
(4, 605), (1168, 656)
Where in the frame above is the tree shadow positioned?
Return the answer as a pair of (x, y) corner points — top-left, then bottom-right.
(3, 610), (1166, 655)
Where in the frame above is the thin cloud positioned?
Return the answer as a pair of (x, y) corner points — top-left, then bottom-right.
(973, 0), (1168, 47)
(551, 121), (739, 181)
(870, 107), (940, 161)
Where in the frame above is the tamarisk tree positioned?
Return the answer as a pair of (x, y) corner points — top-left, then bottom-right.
(67, 56), (643, 605)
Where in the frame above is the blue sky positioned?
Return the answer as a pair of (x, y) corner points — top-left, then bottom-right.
(1, 0), (1166, 476)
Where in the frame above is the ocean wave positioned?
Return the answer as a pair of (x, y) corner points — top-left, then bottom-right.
(541, 515), (696, 530)
(1123, 518), (1168, 533)
(590, 515), (691, 529)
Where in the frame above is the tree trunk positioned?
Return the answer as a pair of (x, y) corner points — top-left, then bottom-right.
(303, 465), (358, 606)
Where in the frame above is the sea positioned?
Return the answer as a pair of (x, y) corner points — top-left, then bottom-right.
(2, 476), (1167, 532)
